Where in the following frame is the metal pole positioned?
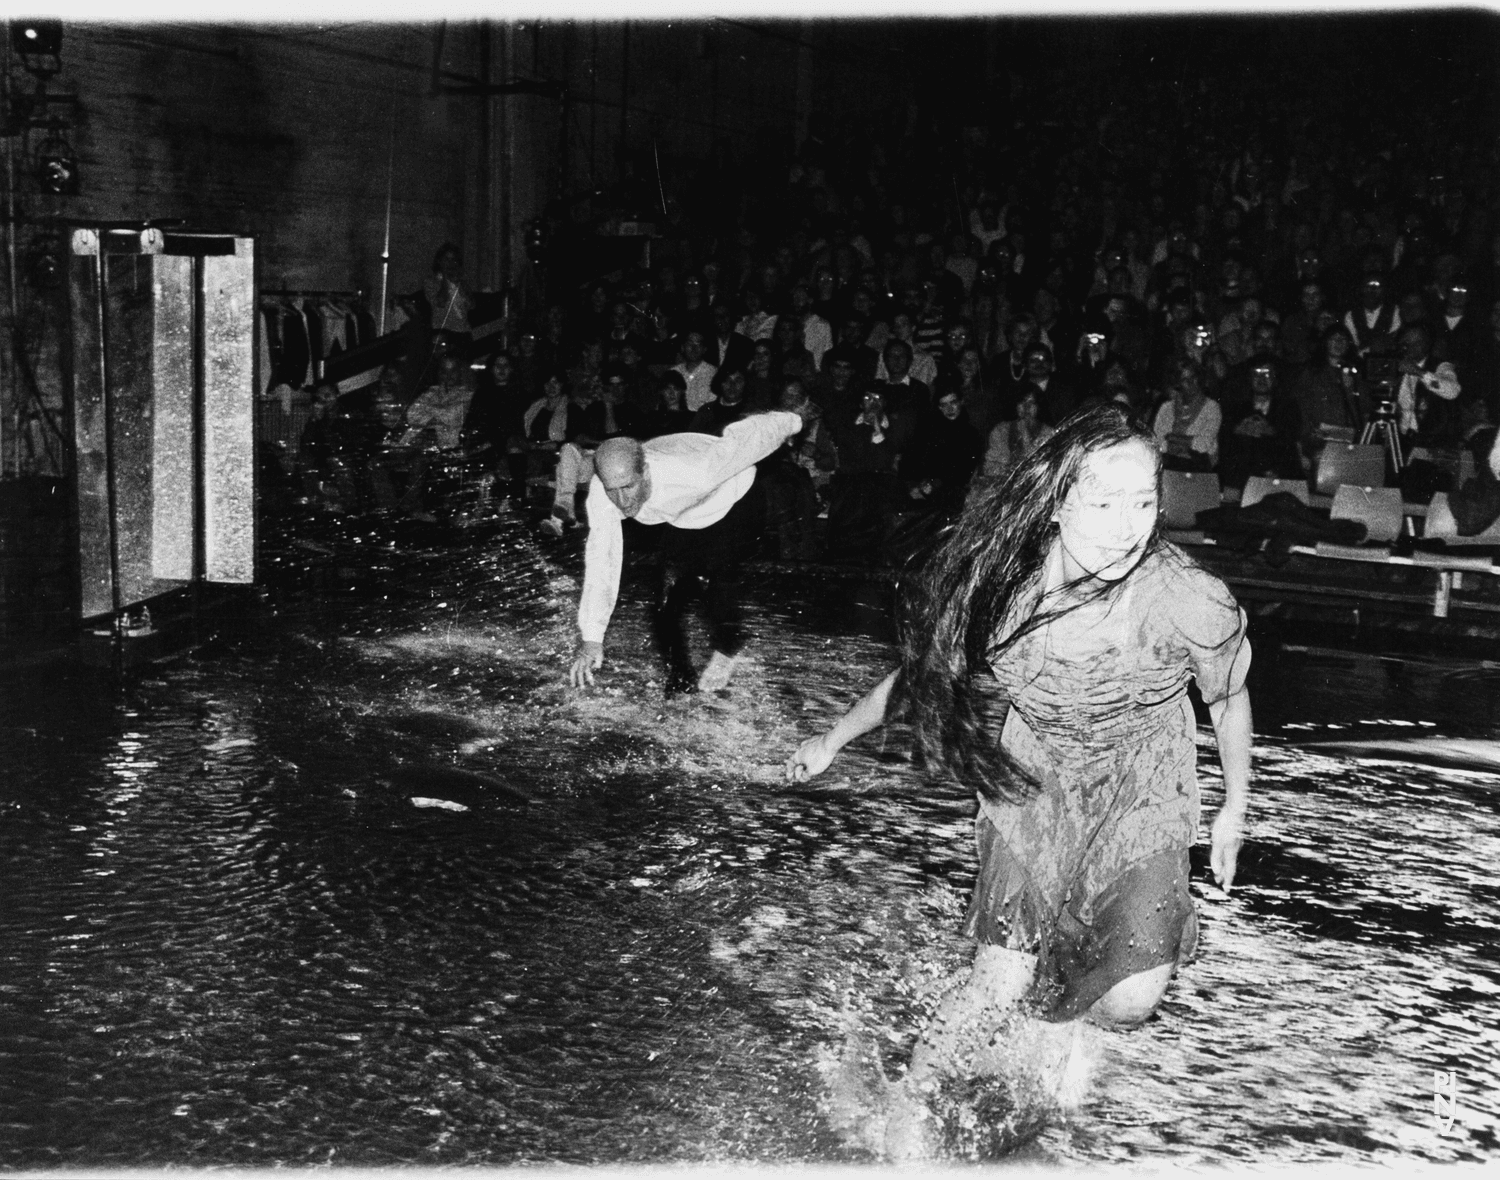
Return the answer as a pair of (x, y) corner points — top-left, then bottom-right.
(497, 22), (512, 306)
(95, 248), (123, 676)
(377, 105), (395, 336)
(3, 33), (15, 478)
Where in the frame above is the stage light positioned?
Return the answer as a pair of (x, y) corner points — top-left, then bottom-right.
(36, 125), (78, 194)
(525, 219), (547, 264)
(11, 20), (61, 77)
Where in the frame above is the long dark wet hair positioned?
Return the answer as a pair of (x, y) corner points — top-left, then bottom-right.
(892, 402), (1163, 805)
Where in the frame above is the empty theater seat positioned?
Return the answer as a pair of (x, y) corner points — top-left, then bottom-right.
(1313, 443), (1387, 496)
(1328, 484), (1404, 544)
(1160, 470), (1222, 530)
(1240, 476), (1312, 508)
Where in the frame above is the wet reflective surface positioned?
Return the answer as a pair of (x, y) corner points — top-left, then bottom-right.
(1, 510), (1497, 1167)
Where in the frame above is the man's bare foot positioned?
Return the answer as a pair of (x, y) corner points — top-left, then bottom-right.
(697, 650), (739, 693)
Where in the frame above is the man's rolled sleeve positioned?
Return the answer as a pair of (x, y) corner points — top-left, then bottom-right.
(577, 479), (625, 645)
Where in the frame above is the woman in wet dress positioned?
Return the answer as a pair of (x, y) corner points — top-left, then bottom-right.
(785, 402), (1252, 1154)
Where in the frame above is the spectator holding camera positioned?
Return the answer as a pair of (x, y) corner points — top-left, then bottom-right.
(1219, 360), (1304, 487)
(1152, 357), (1221, 471)
(826, 384), (908, 558)
(1392, 323), (1462, 449)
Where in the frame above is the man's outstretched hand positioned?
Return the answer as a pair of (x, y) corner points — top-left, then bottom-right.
(570, 641), (604, 688)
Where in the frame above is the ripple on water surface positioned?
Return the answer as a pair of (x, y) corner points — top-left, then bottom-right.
(0, 514), (1496, 1165)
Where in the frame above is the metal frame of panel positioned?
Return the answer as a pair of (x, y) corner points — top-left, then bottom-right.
(65, 227), (257, 624)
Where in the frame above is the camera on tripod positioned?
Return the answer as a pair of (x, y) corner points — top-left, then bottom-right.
(1359, 357), (1404, 474)
(1364, 355), (1399, 393)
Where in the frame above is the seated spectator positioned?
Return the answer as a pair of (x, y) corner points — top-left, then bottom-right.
(541, 368), (626, 535)
(825, 386), (906, 560)
(707, 301), (753, 372)
(690, 368), (751, 435)
(1344, 274), (1402, 359)
(1096, 358), (1146, 419)
(602, 299), (644, 366)
(788, 281), (834, 371)
(787, 384), (839, 506)
(1152, 358), (1222, 471)
(902, 390), (984, 512)
(875, 311), (939, 388)
(823, 314), (880, 384)
(676, 273), (712, 339)
(873, 338), (930, 417)
(770, 315), (815, 384)
(1221, 319), (1291, 411)
(1393, 323), (1462, 450)
(1280, 281), (1328, 368)
(619, 338), (656, 417)
(1434, 279), (1481, 381)
(642, 303), (680, 374)
(1020, 342), (1077, 426)
(1070, 314), (1114, 390)
(993, 313), (1039, 396)
(978, 385), (1054, 484)
(402, 347), (475, 453)
(935, 321), (976, 388)
(464, 351), (522, 459)
(1290, 323), (1373, 461)
(637, 370), (696, 439)
(813, 353), (864, 419)
(743, 339), (781, 411)
(949, 345), (1002, 439)
(673, 330), (718, 412)
(511, 328), (544, 405)
(1219, 360), (1304, 488)
(735, 286), (777, 342)
(514, 369), (572, 498)
(1216, 295), (1265, 367)
(298, 381), (365, 512)
(758, 376), (827, 560)
(365, 364), (466, 520)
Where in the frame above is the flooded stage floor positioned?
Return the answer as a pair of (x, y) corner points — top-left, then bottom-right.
(1, 511), (1497, 1167)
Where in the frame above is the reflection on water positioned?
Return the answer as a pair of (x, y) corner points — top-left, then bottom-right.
(1, 512), (1497, 1166)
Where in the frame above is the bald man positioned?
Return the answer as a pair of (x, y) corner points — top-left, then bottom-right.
(569, 400), (807, 694)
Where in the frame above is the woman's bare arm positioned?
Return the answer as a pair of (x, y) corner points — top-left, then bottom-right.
(785, 669), (899, 781)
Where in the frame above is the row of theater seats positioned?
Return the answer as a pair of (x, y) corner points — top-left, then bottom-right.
(1160, 450), (1500, 554)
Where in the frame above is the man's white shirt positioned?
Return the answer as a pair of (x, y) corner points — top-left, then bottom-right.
(578, 412), (802, 645)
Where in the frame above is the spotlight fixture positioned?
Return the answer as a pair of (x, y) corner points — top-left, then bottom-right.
(36, 122), (78, 195)
(525, 219), (547, 264)
(25, 239), (62, 288)
(10, 19), (61, 78)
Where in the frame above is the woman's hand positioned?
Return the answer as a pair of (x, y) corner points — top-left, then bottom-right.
(785, 733), (836, 782)
(1209, 804), (1246, 891)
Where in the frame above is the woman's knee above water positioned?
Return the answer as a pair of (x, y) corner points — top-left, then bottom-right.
(1086, 963), (1174, 1029)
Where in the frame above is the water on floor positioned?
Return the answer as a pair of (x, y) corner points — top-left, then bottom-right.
(0, 510), (1496, 1167)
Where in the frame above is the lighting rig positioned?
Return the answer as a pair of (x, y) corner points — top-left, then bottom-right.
(5, 20), (81, 196)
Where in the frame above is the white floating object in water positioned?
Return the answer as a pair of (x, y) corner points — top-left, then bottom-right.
(410, 797), (469, 812)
